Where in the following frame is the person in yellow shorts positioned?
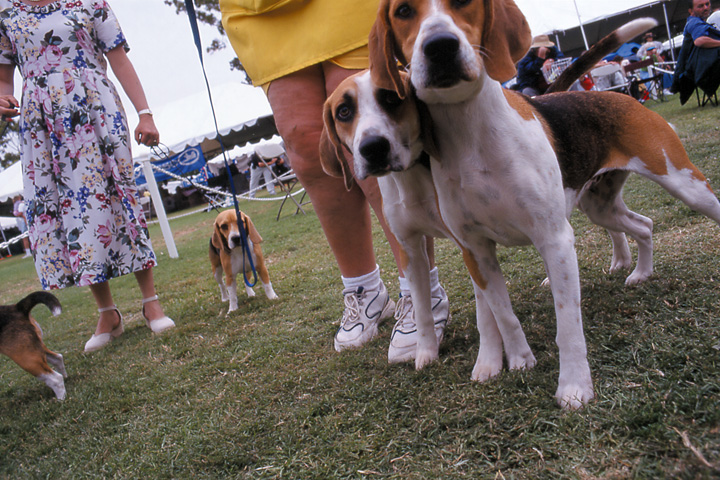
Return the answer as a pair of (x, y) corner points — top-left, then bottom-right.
(221, 0), (449, 361)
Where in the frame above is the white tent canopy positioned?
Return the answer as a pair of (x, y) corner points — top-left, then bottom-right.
(134, 81), (273, 162)
(0, 161), (22, 203)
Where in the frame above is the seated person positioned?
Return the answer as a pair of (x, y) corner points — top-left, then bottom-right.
(708, 7), (720, 29)
(637, 32), (665, 59)
(591, 56), (629, 91)
(671, 0), (720, 104)
(515, 35), (561, 96)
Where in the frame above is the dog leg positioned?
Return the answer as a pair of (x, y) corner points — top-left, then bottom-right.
(253, 244), (278, 300)
(46, 351), (67, 378)
(38, 371), (66, 401)
(462, 242), (536, 372)
(536, 225), (594, 410)
(227, 279), (239, 313)
(471, 283), (505, 381)
(398, 236), (439, 370)
(607, 230), (633, 274)
(244, 283), (256, 298)
(214, 266), (229, 302)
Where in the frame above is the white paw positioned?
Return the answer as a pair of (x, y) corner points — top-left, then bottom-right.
(555, 382), (594, 410)
(246, 288), (256, 297)
(471, 361), (502, 382)
(265, 291), (279, 300)
(507, 350), (537, 371)
(414, 348), (439, 370)
(609, 259), (631, 273)
(625, 268), (652, 285)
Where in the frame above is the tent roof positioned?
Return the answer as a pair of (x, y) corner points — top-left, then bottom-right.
(134, 82), (276, 162)
(0, 161), (22, 203)
(548, 0), (688, 58)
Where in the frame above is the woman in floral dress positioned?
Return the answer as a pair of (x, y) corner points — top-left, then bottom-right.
(0, 0), (175, 352)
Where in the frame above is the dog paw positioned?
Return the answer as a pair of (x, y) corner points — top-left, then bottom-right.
(414, 349), (439, 370)
(555, 383), (594, 410)
(471, 361), (502, 382)
(625, 268), (651, 286)
(507, 350), (537, 371)
(266, 292), (279, 300)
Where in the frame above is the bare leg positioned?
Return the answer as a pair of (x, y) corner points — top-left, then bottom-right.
(134, 268), (166, 321)
(88, 281), (120, 335)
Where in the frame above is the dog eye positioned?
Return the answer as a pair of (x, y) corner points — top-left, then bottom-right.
(378, 89), (402, 110)
(220, 224), (229, 231)
(394, 3), (414, 19)
(335, 103), (354, 123)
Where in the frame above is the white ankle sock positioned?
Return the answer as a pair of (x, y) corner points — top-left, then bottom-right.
(342, 265), (382, 292)
(399, 267), (443, 297)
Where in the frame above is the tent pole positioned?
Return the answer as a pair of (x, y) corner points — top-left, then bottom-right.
(573, 0), (590, 50)
(662, 2), (676, 63)
(139, 157), (179, 259)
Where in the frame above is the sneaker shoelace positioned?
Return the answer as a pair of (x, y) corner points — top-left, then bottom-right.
(340, 288), (364, 328)
(393, 295), (415, 329)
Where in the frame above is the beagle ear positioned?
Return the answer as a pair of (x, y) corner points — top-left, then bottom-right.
(368, 0), (407, 99)
(319, 100), (354, 191)
(483, 0), (532, 82)
(241, 213), (263, 244)
(211, 220), (228, 252)
(415, 96), (440, 160)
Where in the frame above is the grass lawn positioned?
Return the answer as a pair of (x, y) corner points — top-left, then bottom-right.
(1, 95), (719, 479)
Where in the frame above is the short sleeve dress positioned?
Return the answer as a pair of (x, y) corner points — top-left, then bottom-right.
(0, 0), (157, 290)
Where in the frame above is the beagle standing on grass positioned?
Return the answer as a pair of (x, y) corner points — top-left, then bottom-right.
(0, 292), (66, 400)
(368, 0), (720, 408)
(210, 209), (278, 314)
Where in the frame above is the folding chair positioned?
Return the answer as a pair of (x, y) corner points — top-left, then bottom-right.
(266, 167), (311, 221)
(590, 63), (631, 94)
(624, 58), (666, 102)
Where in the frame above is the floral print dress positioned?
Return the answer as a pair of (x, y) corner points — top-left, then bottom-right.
(0, 0), (157, 289)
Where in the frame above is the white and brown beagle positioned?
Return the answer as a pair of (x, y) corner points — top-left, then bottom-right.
(210, 209), (278, 314)
(0, 292), (66, 400)
(367, 0), (720, 408)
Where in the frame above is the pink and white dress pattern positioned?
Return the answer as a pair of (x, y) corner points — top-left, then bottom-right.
(0, 0), (157, 289)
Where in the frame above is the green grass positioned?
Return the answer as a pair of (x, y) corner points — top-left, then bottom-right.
(1, 96), (719, 479)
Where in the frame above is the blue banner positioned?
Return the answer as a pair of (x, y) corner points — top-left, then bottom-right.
(135, 145), (206, 186)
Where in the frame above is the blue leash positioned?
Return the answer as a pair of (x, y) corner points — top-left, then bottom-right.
(184, 0), (257, 287)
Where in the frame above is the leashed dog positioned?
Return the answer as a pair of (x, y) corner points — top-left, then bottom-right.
(367, 0), (720, 408)
(210, 209), (278, 314)
(0, 292), (67, 400)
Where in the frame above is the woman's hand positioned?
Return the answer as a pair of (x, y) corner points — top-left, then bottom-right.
(0, 94), (19, 121)
(134, 114), (160, 146)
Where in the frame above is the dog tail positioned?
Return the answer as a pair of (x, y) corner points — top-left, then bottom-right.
(16, 292), (62, 317)
(546, 18), (658, 94)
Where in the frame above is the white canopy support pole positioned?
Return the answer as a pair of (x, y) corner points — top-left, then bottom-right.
(573, 0), (590, 51)
(139, 157), (179, 258)
(662, 2), (676, 63)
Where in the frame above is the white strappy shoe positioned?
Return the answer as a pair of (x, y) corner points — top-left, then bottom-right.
(84, 306), (124, 353)
(142, 295), (175, 334)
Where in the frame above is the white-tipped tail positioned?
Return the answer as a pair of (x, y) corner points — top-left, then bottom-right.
(616, 18), (659, 43)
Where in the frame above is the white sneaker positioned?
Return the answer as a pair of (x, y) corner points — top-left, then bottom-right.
(334, 284), (395, 352)
(388, 287), (450, 364)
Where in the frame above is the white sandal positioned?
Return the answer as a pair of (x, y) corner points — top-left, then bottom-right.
(142, 295), (175, 334)
(84, 306), (124, 353)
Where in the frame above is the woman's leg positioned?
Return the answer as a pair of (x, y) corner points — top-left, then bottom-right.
(88, 281), (120, 335)
(134, 268), (166, 321)
(267, 64), (383, 278)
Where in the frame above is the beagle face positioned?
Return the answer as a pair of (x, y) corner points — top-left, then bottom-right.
(320, 70), (431, 186)
(213, 209), (247, 252)
(370, 0), (531, 103)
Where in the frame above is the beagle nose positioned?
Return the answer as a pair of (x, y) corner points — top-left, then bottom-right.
(359, 135), (391, 164)
(230, 234), (241, 245)
(423, 32), (460, 62)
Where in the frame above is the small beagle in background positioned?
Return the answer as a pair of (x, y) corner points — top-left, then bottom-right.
(210, 209), (278, 314)
(369, 0), (720, 409)
(0, 292), (66, 400)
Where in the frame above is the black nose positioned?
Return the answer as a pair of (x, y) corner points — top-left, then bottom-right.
(423, 32), (460, 62)
(359, 136), (391, 165)
(229, 234), (241, 245)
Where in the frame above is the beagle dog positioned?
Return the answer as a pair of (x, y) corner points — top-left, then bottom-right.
(0, 292), (66, 400)
(368, 0), (720, 409)
(210, 209), (278, 314)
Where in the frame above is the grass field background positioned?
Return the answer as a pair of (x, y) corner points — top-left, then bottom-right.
(0, 96), (719, 478)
